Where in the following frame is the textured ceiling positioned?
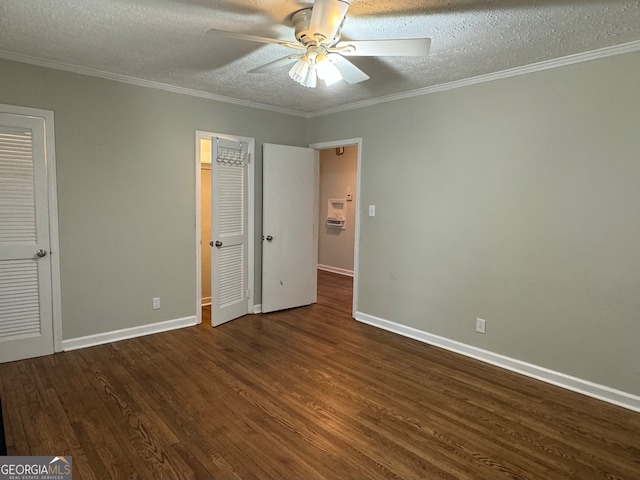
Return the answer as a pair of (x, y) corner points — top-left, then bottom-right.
(1, 0), (639, 115)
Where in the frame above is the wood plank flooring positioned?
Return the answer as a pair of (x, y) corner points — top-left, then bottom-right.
(316, 269), (353, 315)
(1, 271), (639, 479)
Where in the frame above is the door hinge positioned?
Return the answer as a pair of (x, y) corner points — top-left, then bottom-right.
(246, 288), (251, 299)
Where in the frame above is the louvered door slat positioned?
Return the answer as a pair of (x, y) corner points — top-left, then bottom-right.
(218, 164), (244, 237)
(0, 306), (40, 316)
(0, 310), (37, 330)
(0, 286), (40, 295)
(0, 127), (36, 245)
(0, 325), (41, 337)
(0, 259), (40, 340)
(218, 244), (244, 307)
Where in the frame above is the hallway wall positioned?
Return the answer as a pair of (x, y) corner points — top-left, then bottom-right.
(317, 146), (358, 274)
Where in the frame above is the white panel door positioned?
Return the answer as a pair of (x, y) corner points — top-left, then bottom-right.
(210, 137), (249, 326)
(262, 143), (317, 313)
(0, 113), (53, 362)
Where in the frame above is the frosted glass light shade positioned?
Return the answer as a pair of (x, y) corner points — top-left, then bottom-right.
(289, 58), (310, 84)
(316, 60), (342, 86)
(302, 64), (317, 88)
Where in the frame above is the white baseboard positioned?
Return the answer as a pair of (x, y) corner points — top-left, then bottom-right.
(62, 316), (198, 352)
(253, 304), (262, 314)
(355, 311), (640, 414)
(317, 264), (354, 277)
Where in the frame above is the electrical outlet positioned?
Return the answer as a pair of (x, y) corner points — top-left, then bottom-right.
(476, 318), (486, 334)
(152, 297), (161, 310)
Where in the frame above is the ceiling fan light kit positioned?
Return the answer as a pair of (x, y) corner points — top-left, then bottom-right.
(207, 0), (431, 89)
(288, 47), (343, 88)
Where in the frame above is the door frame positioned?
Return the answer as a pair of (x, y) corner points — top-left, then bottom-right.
(195, 130), (255, 325)
(0, 103), (62, 352)
(310, 137), (362, 318)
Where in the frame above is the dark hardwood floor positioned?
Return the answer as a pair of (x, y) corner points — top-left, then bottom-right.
(1, 272), (639, 479)
(316, 269), (353, 315)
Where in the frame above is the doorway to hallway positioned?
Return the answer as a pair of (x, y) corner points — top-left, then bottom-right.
(315, 143), (359, 318)
(317, 270), (353, 315)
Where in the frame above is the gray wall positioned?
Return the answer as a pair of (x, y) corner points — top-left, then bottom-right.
(3, 49), (640, 398)
(0, 58), (306, 339)
(318, 146), (357, 272)
(308, 51), (640, 396)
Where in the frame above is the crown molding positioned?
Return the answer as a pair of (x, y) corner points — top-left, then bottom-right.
(3, 40), (640, 120)
(0, 50), (308, 118)
(307, 39), (640, 118)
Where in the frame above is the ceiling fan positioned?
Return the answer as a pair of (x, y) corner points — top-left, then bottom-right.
(207, 0), (431, 88)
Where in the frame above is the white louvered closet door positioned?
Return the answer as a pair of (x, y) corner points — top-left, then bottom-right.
(0, 113), (54, 362)
(210, 137), (248, 326)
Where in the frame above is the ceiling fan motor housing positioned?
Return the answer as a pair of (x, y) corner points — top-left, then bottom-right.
(291, 8), (314, 45)
(291, 7), (344, 46)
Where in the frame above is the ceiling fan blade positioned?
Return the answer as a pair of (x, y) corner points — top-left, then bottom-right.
(329, 54), (369, 84)
(309, 0), (350, 43)
(335, 38), (431, 57)
(206, 29), (304, 50)
(248, 55), (301, 74)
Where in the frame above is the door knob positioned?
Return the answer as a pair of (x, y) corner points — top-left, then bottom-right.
(266, 235), (273, 242)
(214, 240), (223, 248)
(36, 249), (47, 257)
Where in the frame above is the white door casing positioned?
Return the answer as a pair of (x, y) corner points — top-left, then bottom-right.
(0, 107), (60, 362)
(262, 143), (318, 313)
(210, 137), (249, 326)
(310, 138), (362, 318)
